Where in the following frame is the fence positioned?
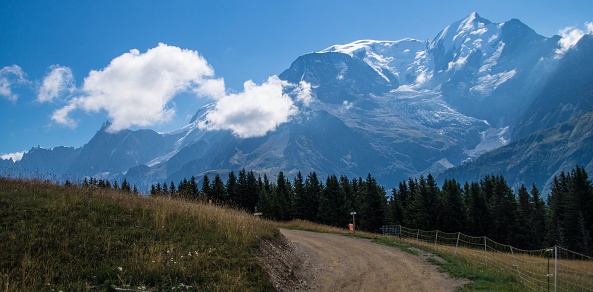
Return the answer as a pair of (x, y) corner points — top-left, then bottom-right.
(381, 225), (593, 291)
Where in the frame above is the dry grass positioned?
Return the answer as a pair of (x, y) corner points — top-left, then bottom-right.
(391, 236), (593, 291)
(0, 178), (277, 291)
(280, 219), (381, 239)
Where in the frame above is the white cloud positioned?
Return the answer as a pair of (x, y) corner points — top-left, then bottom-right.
(51, 101), (79, 128)
(555, 22), (593, 58)
(0, 65), (28, 102)
(194, 78), (226, 100)
(1, 151), (26, 162)
(198, 76), (307, 138)
(294, 80), (313, 106)
(37, 65), (74, 103)
(53, 43), (217, 131)
(51, 43), (312, 138)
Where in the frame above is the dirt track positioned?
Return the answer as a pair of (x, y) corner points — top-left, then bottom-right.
(279, 229), (466, 292)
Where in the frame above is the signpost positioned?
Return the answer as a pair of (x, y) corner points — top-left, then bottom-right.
(350, 211), (357, 234)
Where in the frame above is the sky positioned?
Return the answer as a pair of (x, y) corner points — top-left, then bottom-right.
(1, 0), (592, 160)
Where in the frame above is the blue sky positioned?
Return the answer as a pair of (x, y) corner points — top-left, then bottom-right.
(1, 0), (592, 159)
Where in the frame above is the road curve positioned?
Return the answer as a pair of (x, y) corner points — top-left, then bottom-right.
(280, 228), (465, 292)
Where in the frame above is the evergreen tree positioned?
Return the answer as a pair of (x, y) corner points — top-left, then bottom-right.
(169, 181), (176, 197)
(466, 181), (489, 236)
(302, 172), (322, 222)
(318, 175), (348, 227)
(359, 174), (387, 232)
(408, 175), (440, 230)
(440, 179), (467, 233)
(548, 172), (570, 247)
(189, 176), (199, 199)
(211, 174), (226, 203)
(293, 171), (306, 219)
(226, 171), (239, 206)
(201, 175), (211, 199)
(516, 184), (532, 248)
(486, 176), (520, 246)
(245, 170), (260, 212)
(529, 184), (547, 249)
(275, 171), (293, 221)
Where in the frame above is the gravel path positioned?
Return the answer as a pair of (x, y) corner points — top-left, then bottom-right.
(279, 229), (467, 292)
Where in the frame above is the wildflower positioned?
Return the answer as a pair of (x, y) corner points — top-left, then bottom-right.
(117, 267), (123, 272)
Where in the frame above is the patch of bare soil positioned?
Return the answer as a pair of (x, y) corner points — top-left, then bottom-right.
(258, 229), (468, 292)
(256, 231), (320, 291)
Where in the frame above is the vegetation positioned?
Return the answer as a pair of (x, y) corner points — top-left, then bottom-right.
(0, 178), (277, 291)
(148, 166), (593, 254)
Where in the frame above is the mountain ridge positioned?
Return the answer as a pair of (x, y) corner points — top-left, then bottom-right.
(2, 12), (591, 196)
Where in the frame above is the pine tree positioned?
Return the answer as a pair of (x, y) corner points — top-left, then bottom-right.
(211, 174), (226, 203)
(201, 175), (211, 199)
(318, 175), (348, 227)
(408, 175), (440, 230)
(293, 171), (306, 219)
(275, 171), (293, 221)
(516, 184), (532, 248)
(440, 179), (467, 233)
(226, 171), (239, 206)
(359, 174), (387, 232)
(466, 181), (489, 236)
(529, 184), (547, 249)
(302, 172), (322, 222)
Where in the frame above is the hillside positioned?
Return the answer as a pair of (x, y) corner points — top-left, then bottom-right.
(0, 178), (278, 291)
(3, 12), (592, 194)
(440, 109), (593, 192)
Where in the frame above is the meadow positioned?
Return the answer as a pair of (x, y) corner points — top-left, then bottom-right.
(0, 178), (277, 291)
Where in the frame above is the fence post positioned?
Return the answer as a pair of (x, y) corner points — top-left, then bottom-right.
(484, 236), (488, 268)
(435, 230), (439, 247)
(510, 246), (521, 284)
(416, 229), (420, 240)
(455, 232), (460, 255)
(554, 245), (558, 292)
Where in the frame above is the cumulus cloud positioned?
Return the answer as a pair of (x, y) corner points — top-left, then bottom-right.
(53, 43), (218, 131)
(1, 151), (26, 162)
(0, 65), (28, 102)
(556, 22), (593, 57)
(51, 43), (313, 137)
(294, 80), (313, 106)
(198, 76), (312, 138)
(37, 65), (74, 103)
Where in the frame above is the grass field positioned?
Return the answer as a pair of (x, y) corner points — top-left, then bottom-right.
(5, 178), (590, 291)
(0, 178), (277, 291)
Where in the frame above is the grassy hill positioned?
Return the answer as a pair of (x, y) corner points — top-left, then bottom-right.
(0, 178), (277, 291)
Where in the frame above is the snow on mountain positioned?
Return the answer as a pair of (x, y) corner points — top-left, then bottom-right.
(6, 12), (588, 193)
(320, 39), (429, 86)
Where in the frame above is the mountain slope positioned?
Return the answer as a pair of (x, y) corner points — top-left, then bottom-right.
(513, 34), (593, 140)
(4, 12), (591, 194)
(440, 109), (593, 193)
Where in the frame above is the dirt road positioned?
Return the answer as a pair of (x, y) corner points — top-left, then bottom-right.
(279, 229), (466, 292)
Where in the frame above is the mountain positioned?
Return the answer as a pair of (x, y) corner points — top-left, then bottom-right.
(3, 13), (591, 195)
(513, 34), (593, 140)
(440, 109), (593, 193)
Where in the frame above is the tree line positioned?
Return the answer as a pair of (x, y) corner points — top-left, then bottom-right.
(89, 166), (591, 254)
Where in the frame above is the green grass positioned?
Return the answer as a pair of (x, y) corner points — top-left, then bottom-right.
(371, 237), (419, 256)
(378, 237), (525, 291)
(0, 178), (277, 291)
(424, 249), (523, 291)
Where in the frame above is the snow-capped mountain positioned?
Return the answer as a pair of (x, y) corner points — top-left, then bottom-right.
(3, 13), (592, 194)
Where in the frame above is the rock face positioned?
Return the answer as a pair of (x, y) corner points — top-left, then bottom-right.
(4, 13), (593, 195)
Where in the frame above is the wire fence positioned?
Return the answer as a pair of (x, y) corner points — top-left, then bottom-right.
(381, 225), (593, 291)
